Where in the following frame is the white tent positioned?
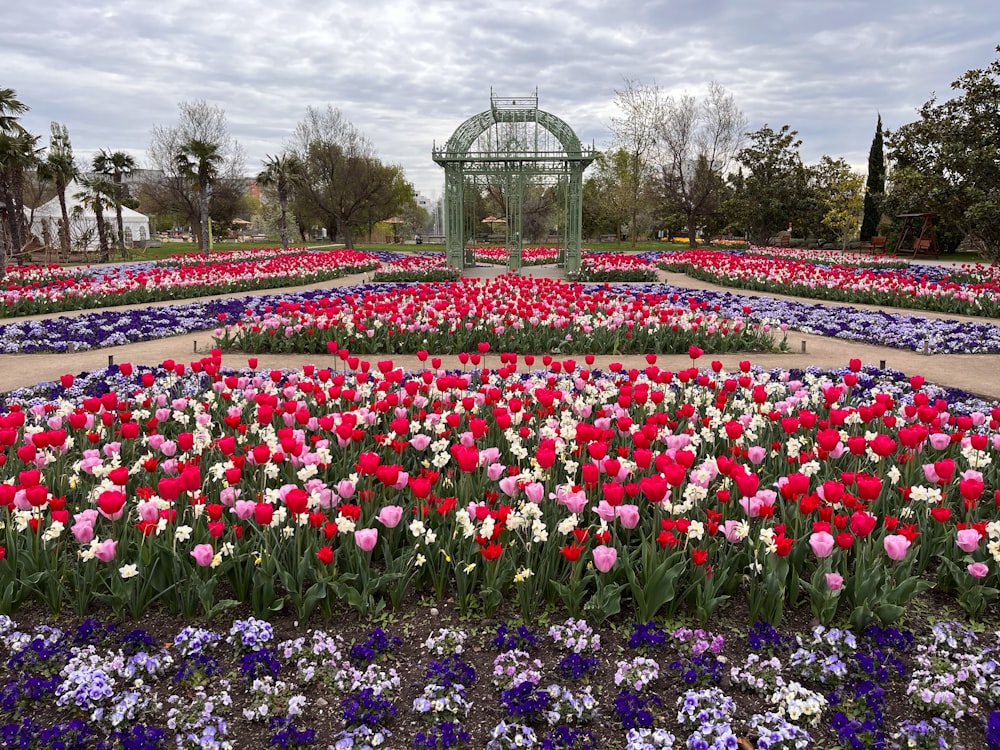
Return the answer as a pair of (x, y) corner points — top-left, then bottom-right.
(28, 181), (151, 253)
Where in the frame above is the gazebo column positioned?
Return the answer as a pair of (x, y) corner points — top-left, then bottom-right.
(565, 167), (584, 275)
(444, 164), (465, 270)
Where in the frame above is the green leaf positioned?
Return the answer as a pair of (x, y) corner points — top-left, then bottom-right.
(874, 603), (906, 625)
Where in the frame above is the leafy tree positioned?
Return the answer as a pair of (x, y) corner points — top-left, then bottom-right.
(93, 149), (137, 255)
(859, 115), (885, 241)
(609, 79), (665, 246)
(143, 100), (246, 242)
(887, 46), (1000, 262)
(257, 153), (302, 251)
(0, 88), (41, 264)
(75, 175), (115, 262)
(583, 148), (646, 240)
(37, 122), (77, 260)
(810, 156), (865, 249)
(290, 105), (412, 249)
(727, 125), (809, 246)
(657, 82), (747, 247)
(175, 138), (222, 252)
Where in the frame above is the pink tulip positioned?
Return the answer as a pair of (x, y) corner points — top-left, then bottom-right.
(94, 538), (118, 563)
(355, 528), (379, 551)
(593, 500), (617, 523)
(592, 545), (618, 573)
(617, 504), (640, 529)
(498, 476), (519, 497)
(71, 522), (94, 544)
(722, 520), (744, 543)
(190, 543), (214, 567)
(809, 531), (835, 558)
(824, 572), (844, 591)
(956, 528), (981, 553)
(137, 501), (160, 523)
(745, 446), (767, 464)
(233, 499), (257, 520)
(409, 434), (432, 451)
(928, 433), (951, 450)
(524, 482), (545, 504)
(376, 506), (403, 529)
(967, 562), (989, 579)
(883, 534), (911, 561)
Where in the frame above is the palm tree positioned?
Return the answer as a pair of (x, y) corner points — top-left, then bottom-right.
(257, 152), (302, 251)
(37, 123), (77, 261)
(0, 89), (35, 265)
(0, 88), (29, 135)
(93, 149), (137, 257)
(76, 176), (115, 262)
(175, 138), (222, 252)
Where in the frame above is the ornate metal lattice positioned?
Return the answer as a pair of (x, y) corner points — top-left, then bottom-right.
(433, 92), (595, 272)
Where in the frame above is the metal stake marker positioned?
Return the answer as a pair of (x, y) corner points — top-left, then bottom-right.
(108, 355), (114, 367)
(880, 359), (886, 369)
(193, 340), (198, 353)
(801, 340), (807, 353)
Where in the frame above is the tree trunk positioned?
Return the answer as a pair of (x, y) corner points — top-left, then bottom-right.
(114, 174), (126, 256)
(199, 177), (211, 252)
(278, 194), (289, 251)
(95, 201), (110, 263)
(687, 216), (698, 248)
(57, 185), (71, 261)
(1, 188), (23, 264)
(341, 222), (353, 249)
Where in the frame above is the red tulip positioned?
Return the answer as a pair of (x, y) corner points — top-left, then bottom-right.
(97, 490), (127, 520)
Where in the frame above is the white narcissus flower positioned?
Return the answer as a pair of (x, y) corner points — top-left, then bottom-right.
(557, 514), (578, 536)
(335, 515), (356, 534)
(175, 525), (193, 543)
(119, 564), (139, 579)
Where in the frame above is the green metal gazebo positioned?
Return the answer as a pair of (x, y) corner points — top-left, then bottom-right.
(433, 91), (595, 273)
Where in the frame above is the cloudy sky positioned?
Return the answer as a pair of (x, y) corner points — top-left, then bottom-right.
(4, 0), (998, 199)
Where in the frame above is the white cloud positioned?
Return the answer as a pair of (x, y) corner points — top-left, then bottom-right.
(4, 0), (998, 198)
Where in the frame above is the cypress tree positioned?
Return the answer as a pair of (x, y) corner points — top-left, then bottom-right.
(859, 114), (885, 241)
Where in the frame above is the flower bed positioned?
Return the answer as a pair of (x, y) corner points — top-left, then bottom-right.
(0, 251), (380, 317)
(210, 276), (773, 355)
(656, 250), (1000, 318)
(604, 282), (1000, 355)
(8, 277), (1000, 355)
(153, 246), (321, 267)
(473, 246), (562, 266)
(1, 355), (998, 633)
(572, 253), (658, 283)
(743, 246), (911, 269)
(0, 608), (998, 748)
(371, 253), (461, 282)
